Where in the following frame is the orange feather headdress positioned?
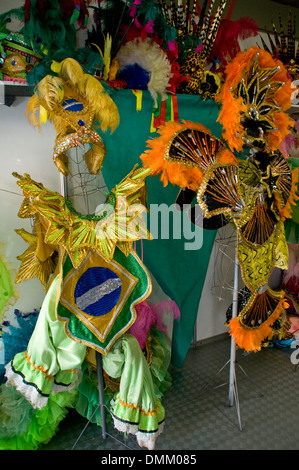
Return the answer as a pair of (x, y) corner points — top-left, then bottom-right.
(216, 46), (294, 152)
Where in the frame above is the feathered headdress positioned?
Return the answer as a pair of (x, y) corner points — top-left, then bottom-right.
(259, 10), (299, 80)
(216, 46), (294, 152)
(116, 37), (173, 105)
(87, 0), (177, 84)
(26, 58), (120, 175)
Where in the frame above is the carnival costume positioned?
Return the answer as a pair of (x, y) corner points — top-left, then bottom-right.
(0, 58), (179, 450)
(141, 47), (298, 353)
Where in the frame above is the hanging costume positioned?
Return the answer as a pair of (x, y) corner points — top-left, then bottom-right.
(0, 58), (179, 450)
(141, 47), (298, 353)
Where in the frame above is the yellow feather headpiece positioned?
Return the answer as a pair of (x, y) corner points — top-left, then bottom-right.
(26, 58), (120, 176)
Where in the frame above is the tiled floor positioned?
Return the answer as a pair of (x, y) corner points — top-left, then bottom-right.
(40, 333), (299, 451)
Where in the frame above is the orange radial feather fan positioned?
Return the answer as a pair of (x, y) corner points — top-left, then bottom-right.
(140, 120), (236, 191)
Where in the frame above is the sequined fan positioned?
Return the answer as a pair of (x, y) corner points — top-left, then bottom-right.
(165, 127), (223, 169)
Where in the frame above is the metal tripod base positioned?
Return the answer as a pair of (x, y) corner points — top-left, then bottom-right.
(199, 348), (242, 431)
(199, 339), (264, 432)
(71, 351), (137, 450)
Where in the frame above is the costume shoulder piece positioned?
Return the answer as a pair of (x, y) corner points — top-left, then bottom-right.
(13, 167), (151, 287)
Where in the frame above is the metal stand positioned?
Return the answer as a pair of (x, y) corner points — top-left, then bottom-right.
(199, 244), (263, 431)
(71, 352), (138, 450)
(227, 250), (242, 429)
(96, 351), (107, 440)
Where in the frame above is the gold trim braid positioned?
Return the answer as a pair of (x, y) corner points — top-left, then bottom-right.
(118, 396), (160, 416)
(24, 350), (76, 379)
(24, 351), (54, 380)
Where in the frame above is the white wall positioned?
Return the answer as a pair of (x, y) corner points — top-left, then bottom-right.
(195, 225), (239, 342)
(0, 97), (58, 319)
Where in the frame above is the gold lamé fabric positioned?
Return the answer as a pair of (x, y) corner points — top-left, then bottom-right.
(196, 151), (292, 290)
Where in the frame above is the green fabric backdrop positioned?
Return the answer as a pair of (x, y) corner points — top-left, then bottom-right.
(100, 89), (223, 368)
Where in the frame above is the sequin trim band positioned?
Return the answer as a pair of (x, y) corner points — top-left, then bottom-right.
(24, 351), (76, 379)
(118, 396), (160, 416)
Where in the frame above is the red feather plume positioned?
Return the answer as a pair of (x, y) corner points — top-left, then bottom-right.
(210, 17), (259, 67)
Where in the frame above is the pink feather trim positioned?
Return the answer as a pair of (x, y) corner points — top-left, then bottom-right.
(128, 300), (180, 349)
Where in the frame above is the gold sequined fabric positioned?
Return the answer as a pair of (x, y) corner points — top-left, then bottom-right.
(13, 166), (151, 286)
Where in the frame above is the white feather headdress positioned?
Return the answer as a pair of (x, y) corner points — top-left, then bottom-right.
(116, 37), (173, 105)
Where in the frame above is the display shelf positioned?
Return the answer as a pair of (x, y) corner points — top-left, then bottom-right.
(0, 79), (31, 106)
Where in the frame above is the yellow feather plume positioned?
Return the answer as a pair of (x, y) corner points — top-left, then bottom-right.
(26, 58), (120, 134)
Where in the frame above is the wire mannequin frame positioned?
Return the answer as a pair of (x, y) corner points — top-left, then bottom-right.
(210, 223), (244, 303)
(62, 144), (108, 215)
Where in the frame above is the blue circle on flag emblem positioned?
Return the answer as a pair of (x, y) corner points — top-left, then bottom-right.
(75, 267), (122, 316)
